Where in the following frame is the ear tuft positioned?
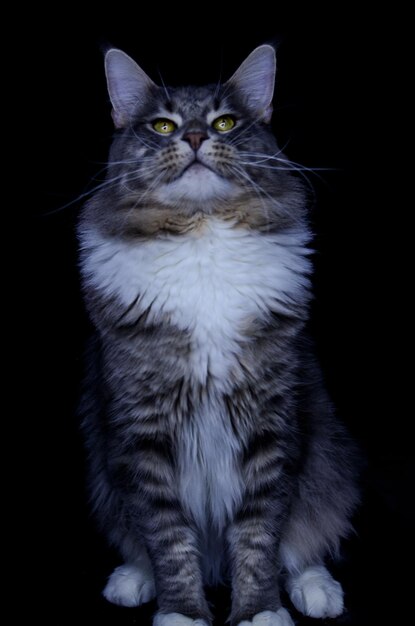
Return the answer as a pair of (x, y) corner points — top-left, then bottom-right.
(226, 45), (276, 123)
(104, 49), (156, 128)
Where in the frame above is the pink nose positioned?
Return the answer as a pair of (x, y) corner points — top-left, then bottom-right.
(182, 131), (208, 151)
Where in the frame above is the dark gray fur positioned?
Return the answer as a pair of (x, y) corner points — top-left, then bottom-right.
(78, 48), (359, 625)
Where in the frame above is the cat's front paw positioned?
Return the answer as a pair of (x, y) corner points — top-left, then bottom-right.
(237, 608), (294, 626)
(103, 562), (156, 607)
(287, 565), (344, 618)
(153, 613), (209, 626)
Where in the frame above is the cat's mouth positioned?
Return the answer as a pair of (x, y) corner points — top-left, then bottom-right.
(156, 154), (235, 203)
(181, 157), (216, 177)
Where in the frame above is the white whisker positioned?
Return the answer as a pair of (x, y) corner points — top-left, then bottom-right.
(119, 169), (167, 229)
(228, 118), (266, 148)
(237, 143), (290, 163)
(237, 149), (334, 191)
(157, 69), (172, 104)
(130, 127), (160, 151)
(228, 163), (304, 228)
(43, 170), (142, 215)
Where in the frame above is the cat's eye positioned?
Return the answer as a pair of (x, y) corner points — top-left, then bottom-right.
(152, 119), (177, 134)
(212, 115), (236, 132)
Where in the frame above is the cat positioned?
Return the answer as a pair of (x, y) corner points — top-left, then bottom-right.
(78, 45), (360, 626)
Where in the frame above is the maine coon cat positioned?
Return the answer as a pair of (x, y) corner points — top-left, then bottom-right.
(78, 45), (359, 626)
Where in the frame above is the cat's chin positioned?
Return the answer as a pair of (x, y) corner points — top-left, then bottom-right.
(154, 164), (237, 207)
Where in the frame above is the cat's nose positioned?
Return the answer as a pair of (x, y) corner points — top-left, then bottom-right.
(182, 131), (208, 151)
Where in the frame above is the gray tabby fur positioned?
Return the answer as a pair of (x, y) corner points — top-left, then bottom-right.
(78, 45), (359, 626)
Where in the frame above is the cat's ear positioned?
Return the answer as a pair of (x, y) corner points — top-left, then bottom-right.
(226, 45), (276, 123)
(104, 49), (156, 128)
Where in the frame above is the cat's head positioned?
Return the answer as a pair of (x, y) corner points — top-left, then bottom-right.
(102, 45), (285, 211)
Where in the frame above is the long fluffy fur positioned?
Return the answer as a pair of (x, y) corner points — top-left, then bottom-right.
(78, 47), (359, 626)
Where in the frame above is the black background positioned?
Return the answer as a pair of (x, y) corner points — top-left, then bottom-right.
(28, 7), (410, 625)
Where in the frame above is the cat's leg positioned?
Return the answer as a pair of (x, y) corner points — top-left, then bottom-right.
(107, 439), (211, 625)
(142, 511), (210, 625)
(225, 432), (296, 626)
(226, 518), (295, 626)
(103, 543), (156, 607)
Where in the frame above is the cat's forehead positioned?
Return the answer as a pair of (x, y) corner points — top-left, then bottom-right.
(158, 85), (222, 118)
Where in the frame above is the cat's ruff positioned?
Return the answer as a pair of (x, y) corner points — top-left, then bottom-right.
(82, 220), (310, 389)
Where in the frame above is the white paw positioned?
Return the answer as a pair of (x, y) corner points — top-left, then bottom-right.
(238, 608), (294, 626)
(103, 562), (156, 607)
(153, 614), (209, 626)
(287, 565), (344, 618)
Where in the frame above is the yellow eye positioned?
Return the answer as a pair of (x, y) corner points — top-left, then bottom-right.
(152, 119), (177, 134)
(212, 115), (235, 132)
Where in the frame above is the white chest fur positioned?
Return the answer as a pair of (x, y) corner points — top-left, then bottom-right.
(81, 218), (310, 562)
(81, 219), (310, 385)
